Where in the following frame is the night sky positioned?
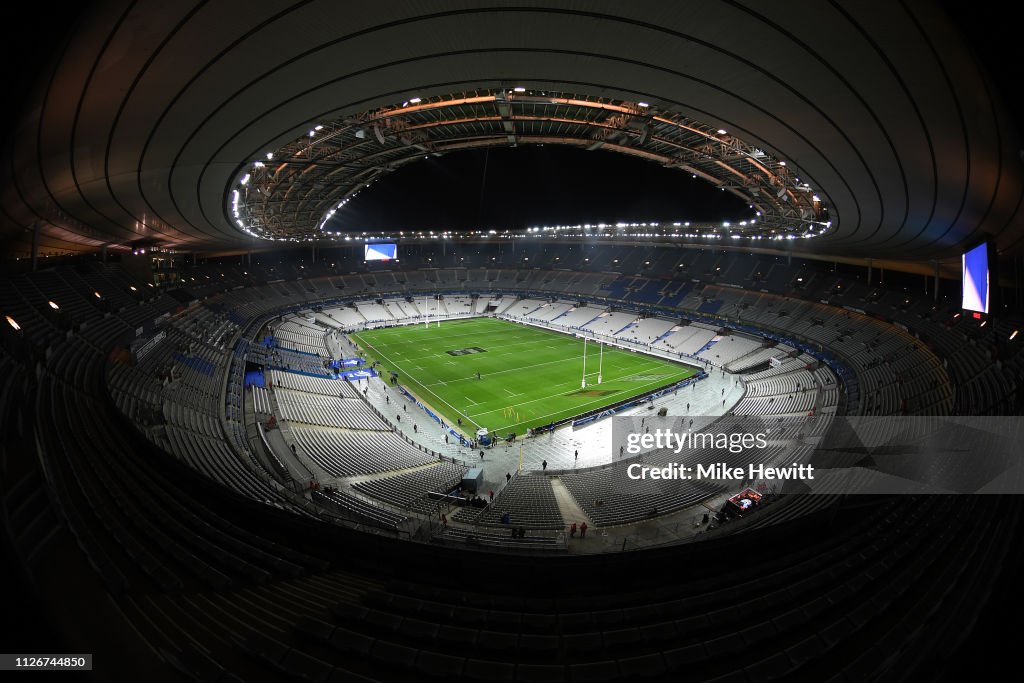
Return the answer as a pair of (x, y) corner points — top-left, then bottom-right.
(324, 145), (755, 233)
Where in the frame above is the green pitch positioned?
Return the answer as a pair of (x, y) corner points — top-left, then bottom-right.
(351, 317), (698, 437)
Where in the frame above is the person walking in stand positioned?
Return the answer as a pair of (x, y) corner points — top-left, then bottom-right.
(542, 459), (547, 471)
(506, 471), (512, 484)
(570, 522), (577, 538)
(488, 489), (494, 502)
(580, 521), (588, 539)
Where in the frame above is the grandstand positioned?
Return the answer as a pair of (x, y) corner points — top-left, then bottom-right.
(4, 220), (1023, 683)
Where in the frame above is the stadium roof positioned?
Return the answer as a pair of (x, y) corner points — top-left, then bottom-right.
(2, 1), (1022, 262)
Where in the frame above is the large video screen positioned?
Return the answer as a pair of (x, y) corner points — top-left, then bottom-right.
(962, 242), (989, 314)
(364, 243), (397, 261)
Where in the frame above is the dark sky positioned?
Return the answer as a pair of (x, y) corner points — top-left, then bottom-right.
(325, 145), (753, 233)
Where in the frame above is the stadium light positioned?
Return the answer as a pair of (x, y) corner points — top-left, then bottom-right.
(48, 301), (59, 310)
(513, 87), (526, 93)
(1011, 330), (1019, 341)
(6, 315), (20, 330)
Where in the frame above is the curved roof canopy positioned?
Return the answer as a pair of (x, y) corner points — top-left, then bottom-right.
(2, 1), (1022, 262)
(234, 89), (826, 242)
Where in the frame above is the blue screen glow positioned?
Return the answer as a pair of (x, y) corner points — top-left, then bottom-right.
(364, 243), (397, 261)
(962, 243), (989, 314)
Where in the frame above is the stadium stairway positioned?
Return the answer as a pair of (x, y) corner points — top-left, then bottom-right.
(549, 477), (592, 530)
(650, 328), (676, 346)
(549, 308), (571, 323)
(613, 321), (637, 336)
(694, 338), (719, 356)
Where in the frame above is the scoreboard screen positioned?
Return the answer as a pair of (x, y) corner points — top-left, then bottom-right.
(365, 243), (397, 261)
(961, 242), (989, 315)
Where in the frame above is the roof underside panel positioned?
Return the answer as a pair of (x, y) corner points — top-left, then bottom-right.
(0, 0), (1020, 262)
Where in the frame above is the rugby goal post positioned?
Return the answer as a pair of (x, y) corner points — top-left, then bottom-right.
(579, 334), (605, 388)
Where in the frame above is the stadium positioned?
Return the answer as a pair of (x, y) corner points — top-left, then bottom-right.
(1, 2), (1023, 681)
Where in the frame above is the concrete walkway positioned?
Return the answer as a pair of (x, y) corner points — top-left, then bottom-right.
(551, 477), (591, 527)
